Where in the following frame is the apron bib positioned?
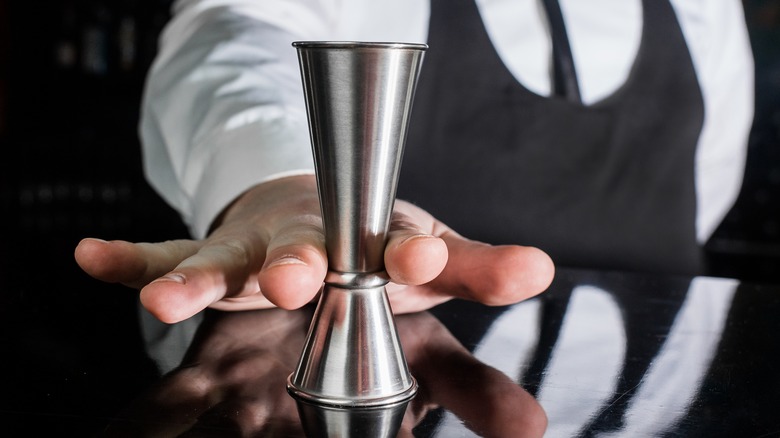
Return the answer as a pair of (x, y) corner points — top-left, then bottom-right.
(399, 0), (705, 275)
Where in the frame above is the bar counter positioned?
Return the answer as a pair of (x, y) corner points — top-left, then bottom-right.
(3, 256), (779, 436)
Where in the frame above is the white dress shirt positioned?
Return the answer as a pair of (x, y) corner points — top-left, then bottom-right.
(140, 0), (754, 241)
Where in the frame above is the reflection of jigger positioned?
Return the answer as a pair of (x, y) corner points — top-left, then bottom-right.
(296, 398), (409, 438)
(287, 42), (427, 410)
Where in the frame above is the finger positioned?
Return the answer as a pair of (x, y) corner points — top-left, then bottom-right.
(430, 232), (555, 306)
(385, 212), (449, 285)
(257, 214), (328, 310)
(74, 238), (202, 289)
(139, 232), (268, 323)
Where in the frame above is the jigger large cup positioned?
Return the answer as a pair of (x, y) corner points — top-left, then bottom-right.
(287, 41), (426, 408)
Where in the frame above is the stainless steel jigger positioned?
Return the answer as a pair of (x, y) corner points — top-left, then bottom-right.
(287, 41), (427, 409)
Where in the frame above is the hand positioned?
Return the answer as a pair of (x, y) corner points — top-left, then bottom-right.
(75, 175), (554, 323)
(102, 308), (547, 437)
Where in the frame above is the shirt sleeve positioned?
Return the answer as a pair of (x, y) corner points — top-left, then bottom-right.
(139, 0), (337, 238)
(673, 0), (755, 242)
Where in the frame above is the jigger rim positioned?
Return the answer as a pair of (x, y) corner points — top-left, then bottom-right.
(292, 41), (428, 51)
(287, 373), (418, 408)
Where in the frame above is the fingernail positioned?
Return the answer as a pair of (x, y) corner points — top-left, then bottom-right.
(151, 273), (187, 285)
(398, 233), (437, 247)
(266, 254), (307, 268)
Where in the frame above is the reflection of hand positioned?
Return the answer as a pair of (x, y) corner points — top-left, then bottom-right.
(399, 312), (547, 438)
(75, 175), (554, 323)
(103, 308), (546, 437)
(103, 308), (308, 437)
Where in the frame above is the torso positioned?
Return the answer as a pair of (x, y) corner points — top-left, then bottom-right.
(398, 0), (705, 274)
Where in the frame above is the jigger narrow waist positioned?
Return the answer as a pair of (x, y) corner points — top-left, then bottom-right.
(324, 271), (390, 289)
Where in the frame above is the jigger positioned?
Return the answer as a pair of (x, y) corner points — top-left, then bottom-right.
(287, 41), (427, 408)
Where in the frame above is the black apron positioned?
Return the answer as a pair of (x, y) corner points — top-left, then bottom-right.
(399, 0), (706, 275)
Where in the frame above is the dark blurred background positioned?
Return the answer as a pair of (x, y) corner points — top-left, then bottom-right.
(0, 1), (184, 433)
(0, 0), (778, 434)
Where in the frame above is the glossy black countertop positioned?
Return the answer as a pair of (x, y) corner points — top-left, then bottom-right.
(2, 237), (780, 437)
